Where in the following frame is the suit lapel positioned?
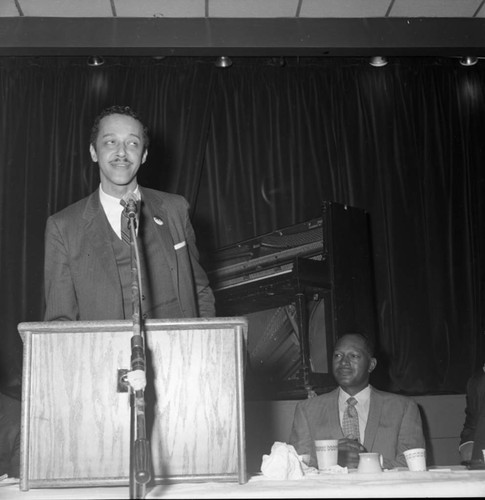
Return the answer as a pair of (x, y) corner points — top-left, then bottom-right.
(363, 387), (382, 450)
(329, 390), (344, 437)
(82, 190), (120, 292)
(318, 389), (344, 438)
(139, 188), (177, 271)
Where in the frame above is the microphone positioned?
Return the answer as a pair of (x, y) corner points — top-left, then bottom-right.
(120, 191), (139, 219)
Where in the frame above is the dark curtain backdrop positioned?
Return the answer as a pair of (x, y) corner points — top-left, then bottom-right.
(0, 56), (483, 396)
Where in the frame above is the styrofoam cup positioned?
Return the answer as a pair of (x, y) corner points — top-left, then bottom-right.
(315, 439), (339, 469)
(404, 448), (426, 471)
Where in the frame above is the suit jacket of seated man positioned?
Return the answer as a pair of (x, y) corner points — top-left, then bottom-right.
(460, 369), (485, 462)
(44, 186), (215, 321)
(289, 385), (425, 469)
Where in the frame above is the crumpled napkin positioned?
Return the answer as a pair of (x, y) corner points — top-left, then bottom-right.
(319, 464), (348, 474)
(260, 442), (305, 480)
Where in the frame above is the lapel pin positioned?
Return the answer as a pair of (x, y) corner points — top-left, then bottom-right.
(153, 216), (164, 226)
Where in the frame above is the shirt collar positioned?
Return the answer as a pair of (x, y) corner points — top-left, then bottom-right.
(339, 385), (371, 405)
(99, 184), (140, 210)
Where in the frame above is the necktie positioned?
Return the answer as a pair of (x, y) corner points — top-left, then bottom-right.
(342, 396), (360, 442)
(121, 211), (132, 246)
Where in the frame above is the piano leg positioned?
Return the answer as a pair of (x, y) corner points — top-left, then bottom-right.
(294, 291), (316, 398)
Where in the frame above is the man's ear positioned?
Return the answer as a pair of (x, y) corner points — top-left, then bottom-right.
(89, 144), (98, 162)
(369, 357), (377, 373)
(142, 149), (148, 164)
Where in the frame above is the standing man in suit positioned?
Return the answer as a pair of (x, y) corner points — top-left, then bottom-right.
(459, 363), (485, 464)
(289, 333), (425, 469)
(44, 105), (215, 322)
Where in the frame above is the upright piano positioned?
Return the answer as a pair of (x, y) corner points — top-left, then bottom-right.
(204, 201), (377, 399)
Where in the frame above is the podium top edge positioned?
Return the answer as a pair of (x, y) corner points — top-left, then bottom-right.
(18, 316), (248, 334)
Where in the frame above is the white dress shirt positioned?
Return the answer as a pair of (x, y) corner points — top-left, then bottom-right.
(338, 385), (371, 443)
(99, 184), (140, 239)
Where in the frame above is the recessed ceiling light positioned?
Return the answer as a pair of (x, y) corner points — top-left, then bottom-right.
(87, 56), (105, 67)
(369, 56), (388, 68)
(459, 56), (478, 67)
(214, 56), (233, 68)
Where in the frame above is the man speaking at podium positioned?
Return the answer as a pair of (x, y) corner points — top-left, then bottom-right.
(43, 105), (215, 322)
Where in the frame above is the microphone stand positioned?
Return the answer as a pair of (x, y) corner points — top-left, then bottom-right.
(124, 200), (151, 500)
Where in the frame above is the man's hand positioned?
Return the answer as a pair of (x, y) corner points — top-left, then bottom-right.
(338, 437), (367, 468)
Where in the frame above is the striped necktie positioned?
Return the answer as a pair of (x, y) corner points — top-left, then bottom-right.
(121, 211), (132, 246)
(342, 396), (360, 442)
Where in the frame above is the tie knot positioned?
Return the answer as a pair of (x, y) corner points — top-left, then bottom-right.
(120, 199), (140, 216)
(347, 396), (357, 407)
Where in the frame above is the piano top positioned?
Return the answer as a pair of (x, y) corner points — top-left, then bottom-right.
(205, 217), (325, 283)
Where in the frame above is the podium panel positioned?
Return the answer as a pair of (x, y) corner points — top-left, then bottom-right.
(18, 317), (247, 490)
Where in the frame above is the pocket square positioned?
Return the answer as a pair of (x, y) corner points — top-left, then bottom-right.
(174, 241), (186, 250)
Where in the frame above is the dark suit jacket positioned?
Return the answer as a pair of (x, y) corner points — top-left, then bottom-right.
(44, 186), (215, 321)
(460, 370), (485, 461)
(288, 386), (425, 469)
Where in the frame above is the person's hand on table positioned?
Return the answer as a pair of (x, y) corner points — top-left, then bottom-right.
(338, 437), (367, 468)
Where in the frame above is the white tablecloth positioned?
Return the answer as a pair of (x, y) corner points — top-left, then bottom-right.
(2, 467), (485, 499)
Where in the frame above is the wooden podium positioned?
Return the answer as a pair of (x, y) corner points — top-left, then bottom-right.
(18, 317), (248, 491)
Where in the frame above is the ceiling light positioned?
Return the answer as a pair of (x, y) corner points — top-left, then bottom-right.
(87, 56), (105, 67)
(459, 56), (478, 67)
(268, 57), (286, 67)
(214, 56), (232, 68)
(369, 56), (388, 68)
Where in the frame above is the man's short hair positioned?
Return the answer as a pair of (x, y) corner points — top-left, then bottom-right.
(335, 332), (375, 357)
(90, 105), (150, 151)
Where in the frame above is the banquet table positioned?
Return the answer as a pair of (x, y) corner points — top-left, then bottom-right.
(1, 467), (485, 499)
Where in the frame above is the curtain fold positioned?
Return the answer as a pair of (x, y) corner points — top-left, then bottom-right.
(0, 56), (483, 395)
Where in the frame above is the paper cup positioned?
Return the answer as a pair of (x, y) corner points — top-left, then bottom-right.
(404, 448), (426, 471)
(315, 439), (339, 469)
